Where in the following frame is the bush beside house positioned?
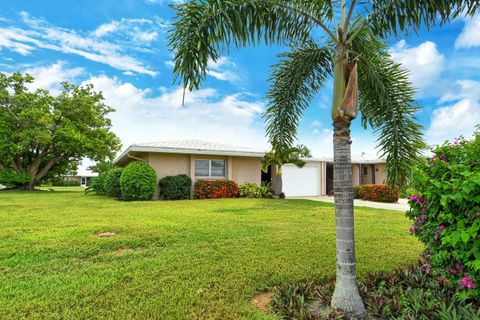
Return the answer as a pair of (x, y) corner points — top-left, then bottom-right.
(104, 168), (123, 199)
(194, 180), (239, 199)
(120, 162), (157, 201)
(407, 133), (480, 300)
(87, 172), (107, 195)
(357, 184), (400, 203)
(239, 182), (273, 198)
(159, 174), (192, 200)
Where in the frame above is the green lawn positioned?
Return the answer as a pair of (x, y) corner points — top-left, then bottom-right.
(0, 190), (422, 319)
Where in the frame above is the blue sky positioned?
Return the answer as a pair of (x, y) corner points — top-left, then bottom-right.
(1, 0), (479, 167)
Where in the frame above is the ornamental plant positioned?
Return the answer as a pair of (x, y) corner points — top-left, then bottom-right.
(357, 184), (400, 203)
(194, 179), (239, 199)
(120, 161), (157, 201)
(239, 182), (273, 198)
(104, 168), (123, 200)
(407, 130), (480, 300)
(159, 174), (192, 200)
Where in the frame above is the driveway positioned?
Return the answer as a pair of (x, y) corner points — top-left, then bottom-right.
(291, 196), (410, 212)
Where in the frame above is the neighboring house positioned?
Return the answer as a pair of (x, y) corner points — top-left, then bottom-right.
(114, 140), (387, 198)
(63, 169), (98, 186)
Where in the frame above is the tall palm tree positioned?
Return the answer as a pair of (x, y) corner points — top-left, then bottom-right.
(169, 0), (477, 316)
(262, 144), (311, 197)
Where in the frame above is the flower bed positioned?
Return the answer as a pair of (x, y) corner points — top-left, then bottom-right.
(357, 184), (400, 203)
(194, 179), (239, 199)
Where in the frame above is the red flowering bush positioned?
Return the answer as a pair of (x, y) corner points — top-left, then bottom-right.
(357, 184), (400, 203)
(407, 131), (480, 300)
(194, 179), (239, 199)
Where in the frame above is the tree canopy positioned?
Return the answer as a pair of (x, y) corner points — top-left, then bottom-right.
(0, 72), (121, 189)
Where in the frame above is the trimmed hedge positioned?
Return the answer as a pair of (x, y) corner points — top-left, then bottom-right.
(104, 168), (123, 199)
(353, 185), (361, 199)
(239, 182), (273, 198)
(120, 161), (157, 201)
(159, 174), (192, 200)
(357, 184), (400, 203)
(194, 179), (239, 199)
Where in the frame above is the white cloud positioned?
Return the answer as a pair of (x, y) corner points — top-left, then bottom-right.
(24, 61), (84, 94)
(390, 40), (445, 94)
(455, 15), (480, 48)
(91, 18), (166, 44)
(0, 12), (156, 76)
(81, 75), (267, 150)
(427, 80), (480, 143)
(207, 57), (241, 83)
(92, 21), (120, 37)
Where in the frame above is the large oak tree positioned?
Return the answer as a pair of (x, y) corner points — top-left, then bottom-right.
(0, 72), (121, 190)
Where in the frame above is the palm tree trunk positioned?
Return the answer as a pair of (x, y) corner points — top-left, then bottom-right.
(331, 118), (366, 317)
(273, 165), (283, 197)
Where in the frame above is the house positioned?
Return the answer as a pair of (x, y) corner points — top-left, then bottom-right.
(114, 140), (387, 198)
(63, 169), (97, 186)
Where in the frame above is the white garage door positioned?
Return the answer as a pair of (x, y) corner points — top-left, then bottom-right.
(282, 164), (319, 196)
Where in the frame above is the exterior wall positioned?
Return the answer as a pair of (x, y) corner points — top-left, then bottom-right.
(148, 153), (191, 179)
(364, 164), (373, 184)
(352, 164), (360, 186)
(120, 152), (262, 199)
(231, 156), (262, 185)
(374, 163), (387, 184)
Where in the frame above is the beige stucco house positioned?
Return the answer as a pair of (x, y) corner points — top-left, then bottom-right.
(114, 140), (387, 198)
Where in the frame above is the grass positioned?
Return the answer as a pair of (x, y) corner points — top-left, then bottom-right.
(0, 190), (423, 319)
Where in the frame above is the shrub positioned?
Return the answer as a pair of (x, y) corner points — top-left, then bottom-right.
(357, 184), (399, 202)
(104, 168), (123, 199)
(239, 182), (273, 198)
(86, 172), (107, 195)
(407, 133), (480, 300)
(400, 186), (417, 199)
(120, 161), (157, 201)
(159, 174), (192, 200)
(194, 179), (239, 199)
(0, 170), (31, 188)
(353, 185), (361, 199)
(46, 177), (81, 186)
(271, 264), (480, 319)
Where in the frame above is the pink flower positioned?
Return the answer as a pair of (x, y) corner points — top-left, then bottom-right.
(476, 211), (480, 217)
(449, 268), (457, 274)
(453, 140), (459, 145)
(439, 225), (446, 231)
(460, 276), (475, 289)
(409, 227), (414, 233)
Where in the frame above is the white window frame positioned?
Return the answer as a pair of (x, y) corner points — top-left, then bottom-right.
(195, 159), (226, 178)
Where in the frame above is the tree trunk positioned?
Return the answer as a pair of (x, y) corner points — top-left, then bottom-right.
(330, 118), (366, 317)
(273, 165), (283, 197)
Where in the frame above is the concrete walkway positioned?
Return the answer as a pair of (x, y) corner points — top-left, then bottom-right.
(289, 196), (410, 212)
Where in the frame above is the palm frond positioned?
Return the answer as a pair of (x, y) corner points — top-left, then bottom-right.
(349, 20), (424, 185)
(169, 0), (328, 94)
(264, 43), (333, 153)
(369, 0), (479, 36)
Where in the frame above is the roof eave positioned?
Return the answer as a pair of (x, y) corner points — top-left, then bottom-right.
(114, 145), (265, 164)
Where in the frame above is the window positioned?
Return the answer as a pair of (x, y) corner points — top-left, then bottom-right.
(363, 167), (368, 175)
(195, 160), (226, 177)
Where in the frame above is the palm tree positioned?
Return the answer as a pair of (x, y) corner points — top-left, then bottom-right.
(262, 144), (311, 197)
(168, 0), (477, 316)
